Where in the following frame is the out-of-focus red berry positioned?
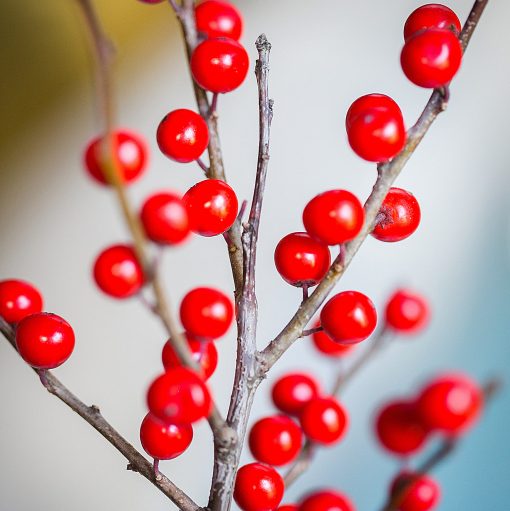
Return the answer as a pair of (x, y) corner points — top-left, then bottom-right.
(385, 289), (429, 334)
(0, 279), (43, 324)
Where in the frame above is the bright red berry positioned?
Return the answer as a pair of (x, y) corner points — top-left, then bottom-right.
(84, 130), (147, 185)
(391, 472), (441, 511)
(162, 334), (218, 380)
(179, 287), (233, 339)
(191, 38), (249, 94)
(93, 244), (145, 299)
(195, 0), (243, 40)
(300, 396), (348, 445)
(234, 462), (284, 511)
(147, 368), (212, 424)
(311, 320), (354, 357)
(157, 109), (209, 163)
(416, 373), (483, 435)
(320, 291), (377, 345)
(346, 93), (403, 130)
(401, 28), (462, 88)
(375, 401), (429, 456)
(183, 179), (238, 236)
(249, 415), (302, 466)
(299, 490), (355, 511)
(272, 373), (320, 416)
(385, 289), (429, 334)
(15, 312), (75, 369)
(140, 192), (190, 245)
(0, 279), (43, 324)
(404, 4), (461, 42)
(139, 413), (193, 460)
(302, 190), (365, 246)
(274, 232), (331, 287)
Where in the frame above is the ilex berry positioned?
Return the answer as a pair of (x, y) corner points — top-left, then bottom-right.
(390, 472), (441, 511)
(311, 320), (354, 357)
(300, 396), (349, 445)
(404, 4), (461, 42)
(346, 93), (403, 130)
(272, 373), (320, 416)
(385, 289), (429, 334)
(0, 279), (43, 324)
(195, 0), (243, 40)
(299, 490), (355, 511)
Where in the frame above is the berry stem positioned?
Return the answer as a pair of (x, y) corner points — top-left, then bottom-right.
(300, 325), (323, 337)
(197, 157), (210, 175)
(302, 283), (309, 302)
(209, 92), (219, 117)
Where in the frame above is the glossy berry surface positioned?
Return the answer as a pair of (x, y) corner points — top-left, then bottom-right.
(15, 312), (75, 369)
(179, 287), (233, 339)
(162, 334), (218, 380)
(183, 179), (238, 237)
(140, 192), (190, 245)
(84, 130), (147, 185)
(312, 320), (354, 357)
(191, 38), (249, 93)
(300, 396), (348, 445)
(234, 462), (284, 511)
(93, 244), (144, 299)
(404, 4), (461, 42)
(274, 232), (331, 287)
(375, 401), (429, 456)
(372, 188), (421, 242)
(195, 0), (243, 40)
(157, 109), (209, 163)
(249, 415), (302, 466)
(320, 291), (377, 345)
(147, 368), (211, 424)
(346, 93), (403, 130)
(385, 289), (429, 333)
(302, 190), (365, 245)
(417, 374), (483, 435)
(401, 28), (462, 88)
(139, 413), (193, 460)
(0, 279), (43, 324)
(391, 472), (441, 511)
(272, 373), (320, 416)
(299, 490), (355, 511)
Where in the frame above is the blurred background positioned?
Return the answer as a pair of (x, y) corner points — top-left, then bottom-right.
(0, 0), (508, 510)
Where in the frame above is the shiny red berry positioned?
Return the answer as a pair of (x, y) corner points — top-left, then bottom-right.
(140, 192), (190, 245)
(179, 287), (233, 339)
(346, 93), (403, 130)
(15, 312), (75, 369)
(303, 190), (365, 245)
(391, 472), (441, 511)
(139, 413), (193, 460)
(274, 232), (331, 287)
(234, 462), (284, 511)
(191, 38), (249, 94)
(416, 373), (483, 435)
(195, 0), (243, 40)
(401, 28), (462, 88)
(372, 188), (421, 242)
(0, 279), (43, 324)
(385, 290), (429, 334)
(249, 415), (302, 466)
(299, 490), (355, 511)
(147, 368), (212, 424)
(404, 4), (461, 42)
(157, 109), (209, 163)
(183, 179), (238, 236)
(311, 320), (354, 357)
(300, 396), (348, 445)
(84, 130), (147, 185)
(272, 373), (320, 416)
(93, 244), (145, 299)
(375, 400), (429, 456)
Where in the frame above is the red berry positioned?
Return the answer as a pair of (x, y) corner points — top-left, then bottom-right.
(183, 179), (238, 236)
(274, 232), (331, 287)
(139, 413), (193, 460)
(320, 291), (377, 345)
(401, 28), (462, 88)
(162, 334), (218, 380)
(278, 506), (299, 511)
(179, 287), (233, 339)
(299, 490), (355, 511)
(147, 368), (212, 424)
(372, 188), (421, 243)
(140, 192), (190, 245)
(300, 396), (348, 445)
(404, 4), (461, 42)
(93, 244), (145, 299)
(234, 462), (284, 511)
(312, 320), (354, 357)
(303, 190), (365, 246)
(195, 0), (243, 40)
(416, 374), (483, 435)
(249, 415), (302, 466)
(375, 401), (429, 456)
(0, 279), (43, 324)
(191, 38), (249, 94)
(391, 472), (441, 511)
(84, 130), (147, 185)
(15, 312), (75, 369)
(385, 289), (429, 334)
(272, 373), (320, 416)
(346, 93), (403, 130)
(157, 109), (209, 163)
